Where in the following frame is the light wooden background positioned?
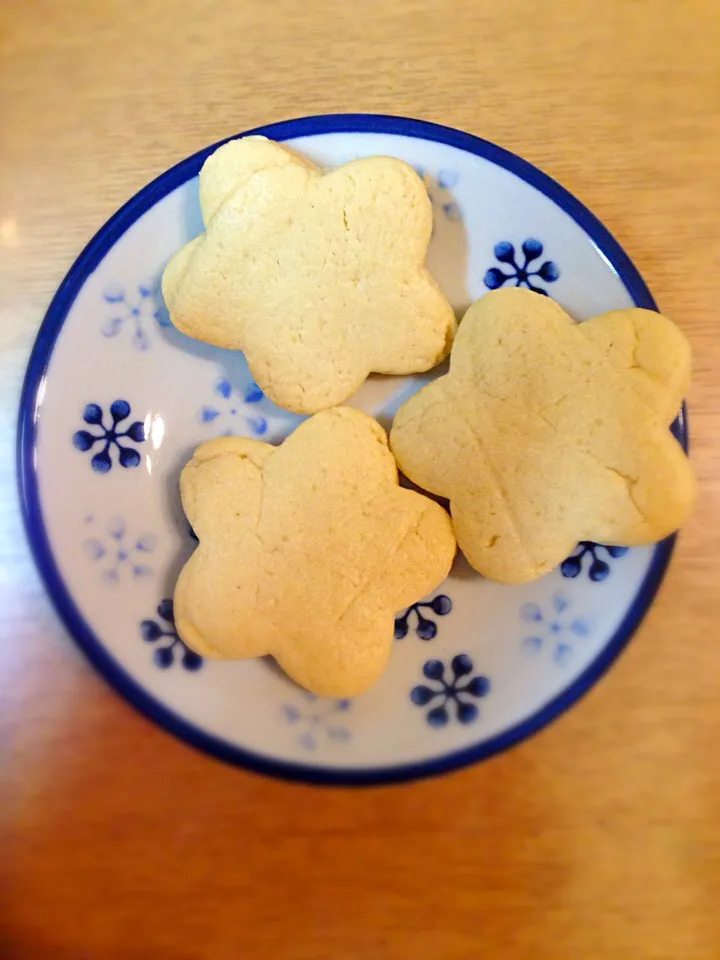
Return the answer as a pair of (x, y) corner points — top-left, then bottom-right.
(2, 2), (719, 958)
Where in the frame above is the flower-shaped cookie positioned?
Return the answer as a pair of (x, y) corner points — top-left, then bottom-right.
(162, 137), (456, 414)
(390, 287), (695, 584)
(174, 407), (456, 696)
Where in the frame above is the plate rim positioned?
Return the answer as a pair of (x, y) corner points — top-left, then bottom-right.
(16, 112), (686, 786)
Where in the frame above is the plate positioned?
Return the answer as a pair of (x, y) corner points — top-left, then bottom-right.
(17, 114), (686, 785)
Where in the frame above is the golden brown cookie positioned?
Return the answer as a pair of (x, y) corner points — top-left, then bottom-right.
(162, 136), (456, 414)
(389, 287), (695, 584)
(175, 407), (456, 696)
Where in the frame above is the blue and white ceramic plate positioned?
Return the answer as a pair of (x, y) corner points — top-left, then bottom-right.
(18, 115), (686, 784)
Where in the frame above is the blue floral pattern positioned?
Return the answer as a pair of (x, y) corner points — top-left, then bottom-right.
(483, 239), (559, 295)
(415, 167), (462, 223)
(102, 282), (169, 350)
(82, 515), (156, 583)
(561, 542), (630, 582)
(200, 377), (268, 436)
(395, 594), (452, 640)
(140, 599), (203, 670)
(520, 593), (589, 666)
(73, 400), (146, 473)
(282, 694), (351, 751)
(410, 655), (490, 727)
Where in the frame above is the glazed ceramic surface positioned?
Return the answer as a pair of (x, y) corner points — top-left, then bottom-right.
(18, 115), (684, 784)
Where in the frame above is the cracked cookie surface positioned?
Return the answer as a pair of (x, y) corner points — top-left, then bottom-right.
(389, 287), (695, 584)
(175, 407), (456, 695)
(162, 136), (456, 414)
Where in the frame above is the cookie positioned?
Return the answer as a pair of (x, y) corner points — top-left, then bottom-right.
(389, 287), (695, 584)
(174, 407), (456, 696)
(162, 136), (456, 414)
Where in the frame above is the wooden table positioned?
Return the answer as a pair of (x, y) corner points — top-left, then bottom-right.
(2, 2), (719, 957)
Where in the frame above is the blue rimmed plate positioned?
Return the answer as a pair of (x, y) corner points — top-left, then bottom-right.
(17, 114), (685, 785)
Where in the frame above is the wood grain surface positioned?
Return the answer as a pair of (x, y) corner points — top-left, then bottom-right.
(2, 1), (720, 957)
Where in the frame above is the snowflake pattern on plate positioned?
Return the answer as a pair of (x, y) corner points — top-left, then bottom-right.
(199, 377), (268, 436)
(282, 694), (351, 751)
(140, 598), (203, 670)
(520, 592), (589, 666)
(72, 400), (146, 473)
(561, 542), (630, 582)
(483, 239), (559, 295)
(101, 282), (169, 350)
(82, 515), (156, 583)
(410, 655), (490, 727)
(394, 594), (452, 640)
(415, 166), (462, 223)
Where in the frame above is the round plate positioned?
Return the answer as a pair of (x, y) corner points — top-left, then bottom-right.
(18, 114), (685, 785)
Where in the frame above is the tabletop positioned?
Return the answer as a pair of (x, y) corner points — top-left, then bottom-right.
(2, 2), (719, 958)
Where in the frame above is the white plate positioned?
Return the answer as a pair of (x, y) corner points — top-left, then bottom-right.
(18, 115), (685, 784)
